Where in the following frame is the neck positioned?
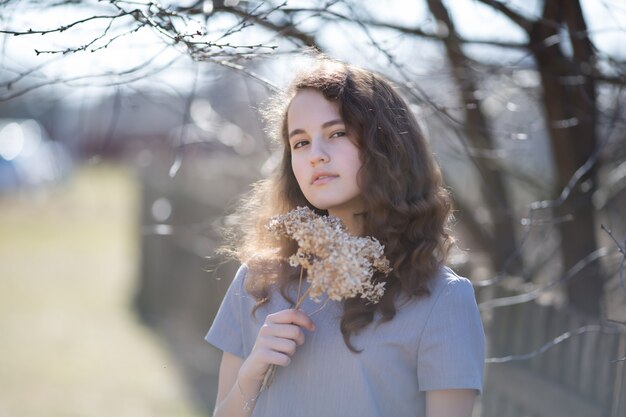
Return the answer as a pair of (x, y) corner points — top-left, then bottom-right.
(328, 209), (363, 236)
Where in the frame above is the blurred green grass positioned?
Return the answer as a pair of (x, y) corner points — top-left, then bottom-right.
(0, 164), (206, 417)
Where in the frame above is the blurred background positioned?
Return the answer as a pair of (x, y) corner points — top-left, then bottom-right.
(0, 1), (625, 416)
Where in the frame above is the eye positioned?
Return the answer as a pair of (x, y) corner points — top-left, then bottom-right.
(292, 139), (309, 150)
(330, 130), (346, 139)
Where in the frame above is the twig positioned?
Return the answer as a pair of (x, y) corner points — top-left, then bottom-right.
(0, 11), (133, 36)
(486, 324), (620, 364)
(601, 224), (626, 294)
(478, 247), (609, 310)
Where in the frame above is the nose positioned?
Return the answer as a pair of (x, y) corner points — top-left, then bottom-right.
(309, 137), (329, 165)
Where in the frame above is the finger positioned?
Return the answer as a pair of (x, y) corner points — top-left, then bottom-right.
(258, 349), (292, 367)
(256, 336), (298, 357)
(259, 323), (306, 345)
(264, 337), (298, 356)
(267, 309), (316, 331)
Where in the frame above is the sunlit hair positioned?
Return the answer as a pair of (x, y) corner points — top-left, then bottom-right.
(222, 57), (454, 352)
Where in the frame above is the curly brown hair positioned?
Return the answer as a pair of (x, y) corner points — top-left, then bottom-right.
(222, 57), (454, 352)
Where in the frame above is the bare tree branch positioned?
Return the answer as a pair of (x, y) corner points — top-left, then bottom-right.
(0, 46), (181, 100)
(485, 324), (620, 364)
(0, 10), (134, 36)
(357, 18), (527, 49)
(213, 1), (318, 48)
(478, 247), (609, 310)
(474, 0), (535, 33)
(601, 224), (626, 295)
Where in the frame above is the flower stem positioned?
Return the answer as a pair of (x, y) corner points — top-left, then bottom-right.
(296, 266), (304, 304)
(294, 286), (312, 310)
(261, 267), (310, 392)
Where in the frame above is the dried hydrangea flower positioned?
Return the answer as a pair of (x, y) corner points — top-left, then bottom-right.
(260, 206), (393, 391)
(266, 206), (391, 304)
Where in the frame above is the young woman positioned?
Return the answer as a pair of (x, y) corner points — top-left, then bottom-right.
(206, 58), (485, 417)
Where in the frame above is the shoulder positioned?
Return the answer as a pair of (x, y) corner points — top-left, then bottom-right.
(224, 263), (248, 293)
(235, 263), (249, 283)
(393, 266), (476, 321)
(220, 263), (255, 306)
(408, 266), (478, 325)
(427, 266), (475, 301)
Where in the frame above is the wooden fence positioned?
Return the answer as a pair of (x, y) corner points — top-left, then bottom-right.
(134, 152), (261, 413)
(135, 161), (626, 416)
(482, 299), (626, 417)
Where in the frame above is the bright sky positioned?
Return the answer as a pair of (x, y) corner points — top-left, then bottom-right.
(1, 0), (625, 99)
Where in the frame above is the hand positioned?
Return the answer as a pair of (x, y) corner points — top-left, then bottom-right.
(238, 309), (315, 386)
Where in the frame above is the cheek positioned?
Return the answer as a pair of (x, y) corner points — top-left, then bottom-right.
(348, 155), (365, 191)
(344, 146), (364, 177)
(291, 155), (307, 188)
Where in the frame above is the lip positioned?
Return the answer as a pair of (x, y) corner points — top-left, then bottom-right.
(311, 172), (338, 185)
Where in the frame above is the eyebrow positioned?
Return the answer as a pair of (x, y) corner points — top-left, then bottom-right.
(288, 119), (344, 139)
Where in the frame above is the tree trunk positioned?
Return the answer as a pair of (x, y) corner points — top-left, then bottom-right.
(427, 0), (523, 276)
(530, 0), (604, 316)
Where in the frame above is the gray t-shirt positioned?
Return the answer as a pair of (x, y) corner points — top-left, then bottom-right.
(206, 264), (485, 417)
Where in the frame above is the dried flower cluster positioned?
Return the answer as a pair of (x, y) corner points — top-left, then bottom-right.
(266, 206), (391, 303)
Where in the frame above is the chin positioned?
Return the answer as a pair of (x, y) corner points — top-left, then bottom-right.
(305, 200), (335, 212)
(305, 195), (363, 214)
(308, 202), (332, 211)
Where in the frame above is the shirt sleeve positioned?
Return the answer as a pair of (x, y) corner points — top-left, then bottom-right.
(416, 277), (485, 393)
(204, 264), (248, 358)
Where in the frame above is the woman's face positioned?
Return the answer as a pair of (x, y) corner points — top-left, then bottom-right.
(287, 89), (364, 219)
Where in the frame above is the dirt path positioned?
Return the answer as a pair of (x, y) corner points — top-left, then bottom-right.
(0, 164), (206, 417)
